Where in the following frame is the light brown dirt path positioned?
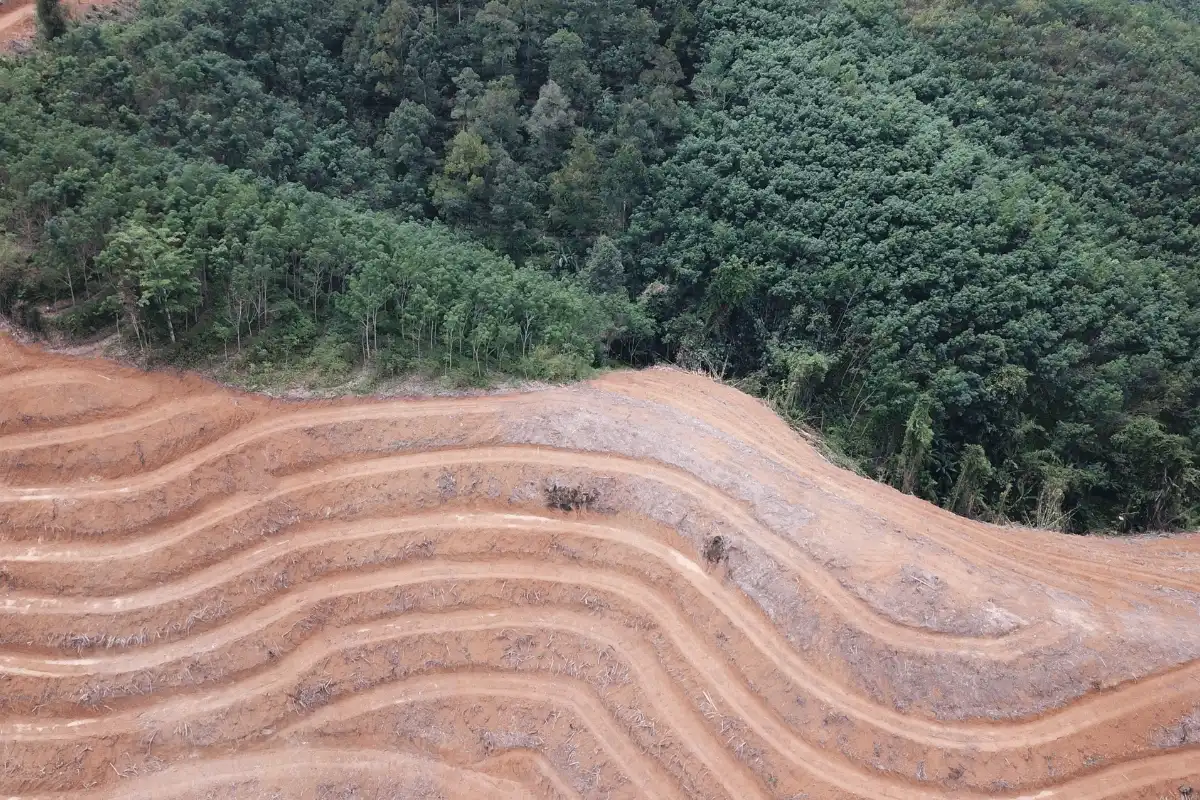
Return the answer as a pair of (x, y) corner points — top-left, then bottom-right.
(5, 747), (539, 799)
(0, 334), (1199, 799)
(0, 1), (35, 38)
(0, 0), (126, 49)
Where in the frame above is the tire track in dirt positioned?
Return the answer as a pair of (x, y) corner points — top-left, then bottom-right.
(5, 603), (1200, 800)
(5, 746), (539, 800)
(477, 750), (588, 800)
(0, 653), (702, 799)
(0, 368), (159, 437)
(280, 673), (695, 800)
(279, 665), (1200, 800)
(0, 394), (233, 452)
(0, 367), (124, 391)
(0, 388), (509, 475)
(3, 540), (1198, 758)
(0, 446), (1054, 658)
(0, 367), (152, 404)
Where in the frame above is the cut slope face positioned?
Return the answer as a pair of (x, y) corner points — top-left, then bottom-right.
(0, 0), (35, 39)
(0, 0), (124, 50)
(0, 334), (1198, 800)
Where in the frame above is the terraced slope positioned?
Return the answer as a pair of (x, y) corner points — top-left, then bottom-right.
(1, 334), (1199, 800)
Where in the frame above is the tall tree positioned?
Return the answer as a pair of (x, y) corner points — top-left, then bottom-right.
(472, 1), (519, 76)
(36, 0), (68, 39)
(581, 235), (625, 294)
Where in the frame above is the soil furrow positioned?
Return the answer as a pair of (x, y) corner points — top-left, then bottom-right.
(0, 446), (1055, 658)
(2, 336), (1198, 799)
(6, 746), (538, 800)
(1, 551), (1196, 760)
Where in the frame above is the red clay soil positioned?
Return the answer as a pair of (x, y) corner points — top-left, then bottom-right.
(1, 332), (1199, 799)
(0, 0), (35, 43)
(0, 0), (122, 50)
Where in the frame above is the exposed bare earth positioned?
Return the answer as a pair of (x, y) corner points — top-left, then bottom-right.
(0, 0), (126, 51)
(0, 0), (34, 38)
(1, 335), (1199, 799)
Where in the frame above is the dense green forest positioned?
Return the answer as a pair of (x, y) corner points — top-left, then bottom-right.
(1, 0), (1197, 532)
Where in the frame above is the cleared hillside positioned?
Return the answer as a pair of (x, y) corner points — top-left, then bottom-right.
(0, 336), (1199, 798)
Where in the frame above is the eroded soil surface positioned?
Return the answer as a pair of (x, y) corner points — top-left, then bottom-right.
(0, 0), (125, 51)
(1, 334), (1199, 799)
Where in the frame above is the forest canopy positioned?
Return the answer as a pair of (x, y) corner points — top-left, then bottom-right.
(2, 0), (1198, 532)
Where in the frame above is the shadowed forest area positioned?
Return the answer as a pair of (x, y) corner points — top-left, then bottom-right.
(1, 0), (1197, 532)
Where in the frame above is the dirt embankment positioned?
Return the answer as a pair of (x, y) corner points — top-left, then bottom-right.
(0, 0), (125, 51)
(0, 333), (1198, 799)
